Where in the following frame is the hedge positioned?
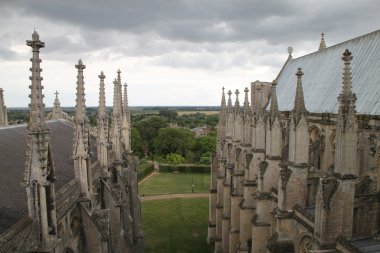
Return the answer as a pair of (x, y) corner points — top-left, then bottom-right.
(158, 164), (210, 173)
(138, 162), (154, 181)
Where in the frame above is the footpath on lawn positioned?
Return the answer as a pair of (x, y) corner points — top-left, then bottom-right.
(139, 171), (213, 253)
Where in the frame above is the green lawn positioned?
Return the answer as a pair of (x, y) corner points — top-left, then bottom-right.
(142, 198), (213, 253)
(139, 173), (210, 196)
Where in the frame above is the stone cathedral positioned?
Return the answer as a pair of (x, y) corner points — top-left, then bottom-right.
(208, 30), (380, 252)
(0, 31), (143, 252)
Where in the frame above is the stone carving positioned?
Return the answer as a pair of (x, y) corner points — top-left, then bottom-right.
(369, 135), (378, 157)
(279, 166), (292, 190)
(321, 176), (338, 209)
(91, 209), (110, 239)
(259, 160), (268, 180)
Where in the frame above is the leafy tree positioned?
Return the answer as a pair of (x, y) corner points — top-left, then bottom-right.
(134, 116), (168, 155)
(131, 127), (142, 156)
(165, 153), (185, 165)
(159, 109), (178, 119)
(153, 128), (195, 157)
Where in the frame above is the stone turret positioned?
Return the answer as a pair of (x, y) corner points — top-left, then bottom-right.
(267, 81), (282, 159)
(73, 59), (92, 199)
(314, 50), (359, 248)
(217, 87), (227, 140)
(233, 89), (243, 142)
(97, 71), (108, 177)
(52, 91), (62, 120)
(278, 68), (309, 211)
(319, 33), (327, 51)
(22, 30), (58, 249)
(121, 83), (131, 153)
(242, 87), (252, 146)
(0, 88), (8, 126)
(226, 90), (234, 138)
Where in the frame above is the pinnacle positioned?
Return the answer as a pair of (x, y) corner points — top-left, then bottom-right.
(319, 33), (327, 51)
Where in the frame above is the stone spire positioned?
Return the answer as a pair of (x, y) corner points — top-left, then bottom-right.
(97, 71), (108, 173)
(117, 69), (123, 117)
(23, 31), (57, 247)
(26, 30), (46, 130)
(318, 33), (326, 51)
(335, 49), (358, 175)
(292, 67), (307, 124)
(111, 78), (122, 162)
(0, 88), (8, 126)
(269, 81), (280, 125)
(221, 87), (226, 114)
(73, 59), (91, 199)
(52, 91), (62, 120)
(98, 72), (107, 121)
(234, 89), (240, 114)
(227, 90), (233, 113)
(121, 82), (131, 153)
(75, 59), (87, 124)
(243, 87), (250, 117)
(217, 87), (227, 140)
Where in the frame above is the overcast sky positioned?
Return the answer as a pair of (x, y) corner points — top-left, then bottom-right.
(0, 0), (379, 107)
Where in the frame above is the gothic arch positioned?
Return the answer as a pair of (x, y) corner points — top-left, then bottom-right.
(296, 233), (312, 253)
(308, 125), (322, 144)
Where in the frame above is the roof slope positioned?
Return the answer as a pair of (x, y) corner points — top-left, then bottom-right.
(276, 30), (380, 115)
(0, 120), (75, 234)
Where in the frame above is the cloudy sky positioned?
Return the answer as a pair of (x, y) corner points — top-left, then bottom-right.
(0, 0), (379, 107)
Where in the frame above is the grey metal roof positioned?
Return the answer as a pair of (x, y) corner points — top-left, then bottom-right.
(275, 30), (380, 115)
(0, 120), (75, 234)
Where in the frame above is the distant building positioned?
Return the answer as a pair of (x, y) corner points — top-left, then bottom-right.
(208, 30), (380, 253)
(0, 31), (143, 253)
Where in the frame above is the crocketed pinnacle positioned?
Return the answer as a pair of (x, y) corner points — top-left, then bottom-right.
(243, 87), (250, 117)
(227, 90), (233, 113)
(75, 59), (87, 124)
(338, 49), (357, 127)
(98, 71), (106, 120)
(112, 78), (119, 118)
(117, 69), (123, 116)
(269, 80), (280, 123)
(293, 67), (307, 123)
(123, 83), (130, 122)
(319, 33), (326, 51)
(234, 89), (240, 114)
(26, 30), (46, 130)
(220, 87), (226, 114)
(341, 49), (355, 98)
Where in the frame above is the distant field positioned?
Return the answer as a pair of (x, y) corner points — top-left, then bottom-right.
(139, 173), (210, 196)
(177, 111), (219, 116)
(142, 198), (213, 253)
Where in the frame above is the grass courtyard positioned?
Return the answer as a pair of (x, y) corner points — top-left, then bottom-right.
(142, 198), (213, 253)
(139, 172), (210, 196)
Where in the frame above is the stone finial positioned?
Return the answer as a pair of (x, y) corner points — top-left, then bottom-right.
(117, 70), (123, 116)
(0, 88), (7, 126)
(288, 46), (293, 60)
(112, 78), (119, 118)
(26, 30), (46, 130)
(319, 33), (327, 51)
(220, 87), (226, 114)
(227, 90), (233, 113)
(293, 67), (307, 123)
(52, 90), (62, 120)
(341, 49), (355, 98)
(269, 80), (280, 123)
(75, 59), (87, 124)
(123, 83), (130, 121)
(234, 89), (240, 114)
(98, 71), (106, 121)
(243, 87), (250, 116)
